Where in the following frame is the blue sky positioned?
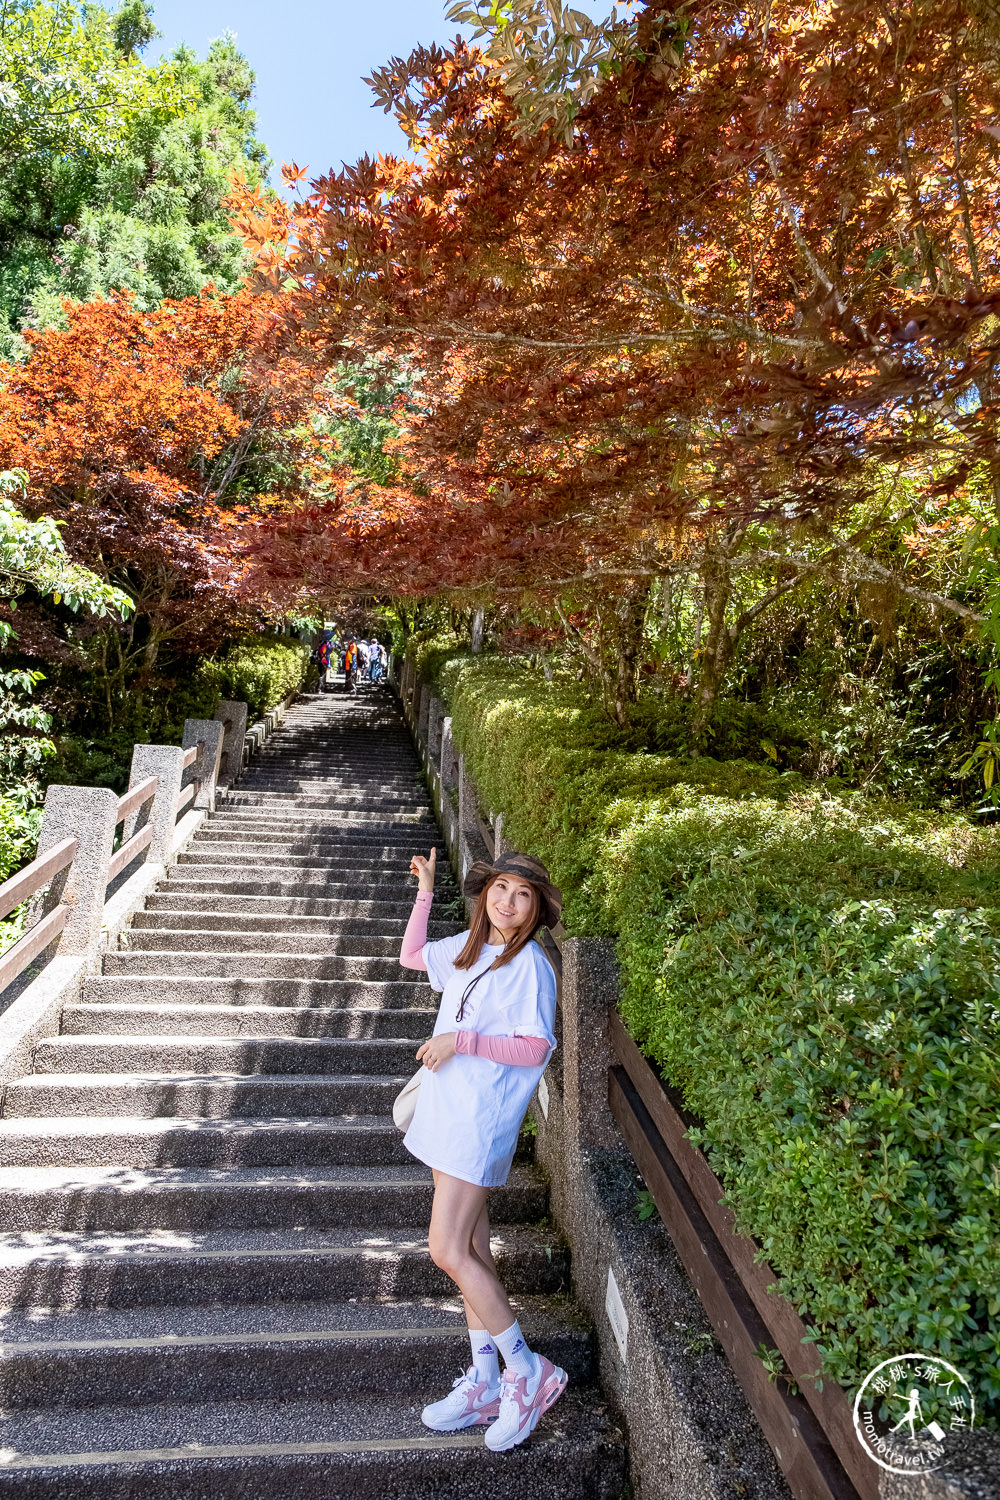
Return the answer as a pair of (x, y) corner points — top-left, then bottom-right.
(150, 1), (469, 189)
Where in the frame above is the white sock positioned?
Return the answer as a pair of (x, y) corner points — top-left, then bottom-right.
(493, 1320), (538, 1380)
(468, 1328), (500, 1386)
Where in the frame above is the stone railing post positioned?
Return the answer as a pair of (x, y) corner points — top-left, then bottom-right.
(458, 752), (492, 883)
(561, 937), (623, 1156)
(33, 786), (120, 955)
(493, 811), (515, 860)
(182, 718), (224, 812)
(216, 700), (248, 788)
(125, 745), (186, 863)
(417, 682), (431, 749)
(440, 717), (458, 790)
(426, 696), (443, 770)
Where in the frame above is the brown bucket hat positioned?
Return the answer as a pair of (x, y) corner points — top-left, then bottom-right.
(463, 852), (562, 934)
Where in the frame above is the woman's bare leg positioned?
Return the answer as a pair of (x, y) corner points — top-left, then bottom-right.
(462, 1199), (497, 1331)
(428, 1170), (515, 1336)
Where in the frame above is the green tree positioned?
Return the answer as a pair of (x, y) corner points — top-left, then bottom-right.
(0, 2), (270, 355)
(0, 467), (131, 820)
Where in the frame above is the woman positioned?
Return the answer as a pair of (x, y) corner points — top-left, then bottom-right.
(399, 847), (567, 1451)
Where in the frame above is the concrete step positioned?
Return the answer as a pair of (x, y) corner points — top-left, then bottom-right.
(177, 851), (421, 873)
(158, 877), (437, 905)
(222, 801), (431, 823)
(131, 911), (406, 934)
(4, 1072), (409, 1119)
(0, 1294), (592, 1411)
(0, 1116), (416, 1169)
(142, 894), (434, 919)
(0, 1388), (625, 1500)
(206, 814), (434, 835)
(0, 1163), (548, 1231)
(192, 833), (445, 854)
(62, 1003), (437, 1038)
(129, 913), (454, 939)
(123, 931), (407, 957)
(236, 792), (428, 804)
(102, 952), (420, 980)
(222, 792), (428, 808)
(0, 1223), (570, 1311)
(34, 1036), (422, 1077)
(81, 977), (437, 1009)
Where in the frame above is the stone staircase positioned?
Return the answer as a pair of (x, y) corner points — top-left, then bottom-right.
(0, 689), (625, 1498)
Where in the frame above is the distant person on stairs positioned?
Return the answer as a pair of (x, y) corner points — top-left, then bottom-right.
(399, 847), (568, 1451)
(343, 637), (358, 692)
(368, 638), (384, 684)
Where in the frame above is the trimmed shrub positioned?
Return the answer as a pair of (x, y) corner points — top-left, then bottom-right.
(196, 637), (310, 721)
(404, 631), (473, 702)
(431, 650), (1000, 1418)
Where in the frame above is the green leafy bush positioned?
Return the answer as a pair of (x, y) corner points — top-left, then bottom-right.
(195, 636), (309, 721)
(429, 651), (1000, 1418)
(0, 797), (43, 956)
(46, 669), (223, 794)
(597, 796), (1000, 1410)
(404, 631), (473, 702)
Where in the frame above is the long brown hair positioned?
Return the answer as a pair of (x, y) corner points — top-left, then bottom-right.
(454, 874), (541, 973)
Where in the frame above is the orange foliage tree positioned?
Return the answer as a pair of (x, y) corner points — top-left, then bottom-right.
(229, 0), (1000, 714)
(0, 289), (336, 719)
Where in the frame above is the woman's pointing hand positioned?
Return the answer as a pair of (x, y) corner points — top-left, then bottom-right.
(409, 847), (437, 892)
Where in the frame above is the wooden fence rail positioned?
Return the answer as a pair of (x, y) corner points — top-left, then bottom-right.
(0, 724), (221, 1004)
(0, 837), (78, 924)
(608, 1010), (876, 1500)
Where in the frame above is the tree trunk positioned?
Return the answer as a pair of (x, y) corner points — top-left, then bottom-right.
(471, 606), (485, 654)
(691, 533), (739, 745)
(597, 580), (652, 728)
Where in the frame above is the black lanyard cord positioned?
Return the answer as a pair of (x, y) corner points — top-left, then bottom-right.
(456, 965), (496, 1023)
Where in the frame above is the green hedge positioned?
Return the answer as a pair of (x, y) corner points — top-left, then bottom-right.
(196, 637), (310, 721)
(438, 652), (1000, 1417)
(404, 631), (473, 701)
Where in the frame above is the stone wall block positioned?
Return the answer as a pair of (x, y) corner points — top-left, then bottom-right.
(426, 697), (443, 769)
(417, 682), (430, 745)
(494, 811), (515, 860)
(458, 752), (479, 838)
(182, 719), (225, 812)
(440, 718), (458, 790)
(417, 687), (432, 753)
(216, 700), (248, 787)
(562, 936), (628, 1157)
(125, 745), (185, 864)
(34, 785), (120, 955)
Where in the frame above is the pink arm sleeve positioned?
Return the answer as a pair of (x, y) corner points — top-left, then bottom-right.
(456, 1031), (550, 1066)
(400, 890), (432, 970)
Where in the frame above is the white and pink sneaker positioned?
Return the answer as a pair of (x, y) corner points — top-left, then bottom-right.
(484, 1354), (568, 1451)
(421, 1366), (501, 1431)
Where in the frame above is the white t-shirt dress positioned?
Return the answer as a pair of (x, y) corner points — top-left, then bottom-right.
(402, 932), (557, 1188)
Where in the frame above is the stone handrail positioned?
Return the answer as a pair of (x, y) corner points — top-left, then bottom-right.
(0, 687), (299, 1093)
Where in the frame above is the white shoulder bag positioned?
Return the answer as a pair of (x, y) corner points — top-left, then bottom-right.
(392, 1068), (424, 1131)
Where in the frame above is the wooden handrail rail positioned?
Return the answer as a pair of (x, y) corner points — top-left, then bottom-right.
(181, 744), (199, 769)
(0, 904), (68, 993)
(175, 781), (196, 815)
(608, 1010), (876, 1500)
(107, 823), (155, 884)
(0, 837), (78, 923)
(115, 775), (159, 827)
